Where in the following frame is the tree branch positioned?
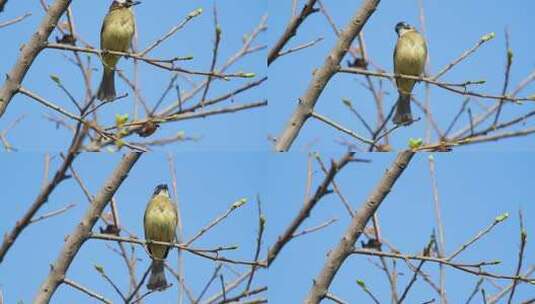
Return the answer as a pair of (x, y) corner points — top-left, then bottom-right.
(0, 0), (73, 118)
(267, 0), (319, 65)
(267, 152), (355, 265)
(0, 125), (85, 263)
(304, 151), (414, 303)
(275, 0), (381, 151)
(33, 152), (142, 303)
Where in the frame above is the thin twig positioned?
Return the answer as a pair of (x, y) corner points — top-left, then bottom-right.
(267, 152), (355, 265)
(63, 278), (112, 304)
(304, 151), (414, 304)
(310, 111), (374, 145)
(507, 210), (527, 304)
(30, 203), (76, 223)
(0, 12), (31, 28)
(267, 0), (319, 65)
(275, 0), (381, 151)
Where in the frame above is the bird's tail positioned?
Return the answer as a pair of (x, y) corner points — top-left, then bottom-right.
(147, 260), (168, 291)
(97, 67), (116, 101)
(392, 93), (413, 126)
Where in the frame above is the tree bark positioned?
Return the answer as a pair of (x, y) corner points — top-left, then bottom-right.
(275, 0), (381, 151)
(0, 0), (73, 118)
(34, 152), (142, 304)
(304, 151), (414, 304)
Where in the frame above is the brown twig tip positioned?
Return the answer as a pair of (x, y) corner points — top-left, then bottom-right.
(268, 152), (356, 266)
(268, 0), (320, 65)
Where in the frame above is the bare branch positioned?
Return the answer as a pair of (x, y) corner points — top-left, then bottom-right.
(304, 151), (414, 303)
(63, 278), (112, 304)
(29, 203), (76, 224)
(268, 0), (319, 65)
(34, 152), (142, 303)
(0, 12), (31, 28)
(275, 0), (381, 151)
(0, 0), (73, 118)
(0, 125), (85, 263)
(507, 210), (527, 304)
(267, 152), (355, 265)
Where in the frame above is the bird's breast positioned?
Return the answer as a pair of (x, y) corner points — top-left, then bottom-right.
(101, 10), (135, 51)
(394, 34), (427, 75)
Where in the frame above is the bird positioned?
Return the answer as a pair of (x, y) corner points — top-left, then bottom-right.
(143, 184), (178, 290)
(392, 21), (428, 126)
(97, 0), (140, 101)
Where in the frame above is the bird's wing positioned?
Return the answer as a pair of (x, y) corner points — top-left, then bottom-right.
(100, 15), (109, 49)
(143, 199), (152, 255)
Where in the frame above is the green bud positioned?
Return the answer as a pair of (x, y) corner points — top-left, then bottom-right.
(115, 113), (129, 127)
(115, 139), (125, 149)
(176, 131), (185, 140)
(409, 138), (423, 149)
(507, 48), (514, 62)
(342, 98), (352, 107)
(356, 279), (366, 288)
(239, 72), (256, 78)
(117, 129), (129, 138)
(480, 32), (496, 42)
(50, 74), (61, 85)
(231, 198), (247, 209)
(94, 264), (105, 274)
(188, 8), (203, 18)
(494, 212), (509, 223)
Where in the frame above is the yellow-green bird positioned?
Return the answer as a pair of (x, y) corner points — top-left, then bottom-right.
(97, 0), (140, 101)
(393, 21), (428, 126)
(144, 184), (178, 290)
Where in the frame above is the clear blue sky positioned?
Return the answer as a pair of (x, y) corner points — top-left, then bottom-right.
(267, 0), (535, 151)
(0, 0), (267, 151)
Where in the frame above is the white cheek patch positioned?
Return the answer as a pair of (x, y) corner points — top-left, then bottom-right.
(115, 0), (127, 4)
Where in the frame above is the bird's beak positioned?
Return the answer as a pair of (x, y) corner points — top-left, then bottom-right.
(131, 1), (141, 6)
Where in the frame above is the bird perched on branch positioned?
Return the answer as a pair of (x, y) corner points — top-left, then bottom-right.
(144, 184), (178, 290)
(97, 0), (140, 101)
(393, 21), (428, 126)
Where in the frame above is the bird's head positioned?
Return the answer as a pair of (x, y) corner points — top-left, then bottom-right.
(395, 21), (415, 36)
(111, 0), (141, 9)
(153, 184), (169, 197)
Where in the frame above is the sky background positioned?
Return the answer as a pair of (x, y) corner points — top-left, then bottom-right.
(267, 0), (535, 151)
(0, 152), (534, 303)
(0, 0), (267, 152)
